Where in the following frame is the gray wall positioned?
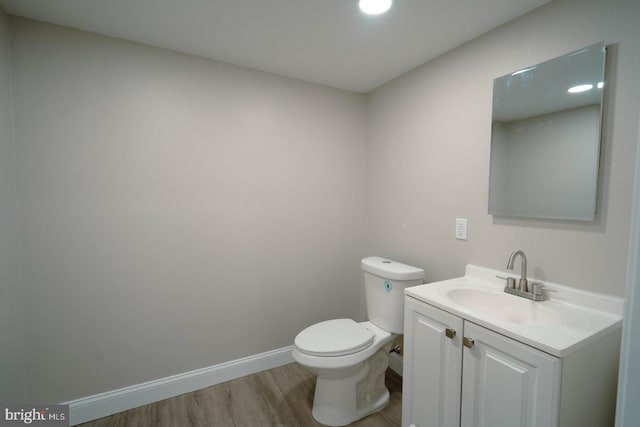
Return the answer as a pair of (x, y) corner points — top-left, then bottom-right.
(365, 0), (640, 296)
(10, 18), (366, 402)
(0, 7), (26, 402)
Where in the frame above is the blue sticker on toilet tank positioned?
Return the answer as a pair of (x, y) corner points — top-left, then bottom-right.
(384, 281), (392, 292)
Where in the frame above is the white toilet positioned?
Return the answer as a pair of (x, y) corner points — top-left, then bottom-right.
(292, 256), (425, 426)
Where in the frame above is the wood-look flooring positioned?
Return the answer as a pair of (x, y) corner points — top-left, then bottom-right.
(78, 363), (402, 427)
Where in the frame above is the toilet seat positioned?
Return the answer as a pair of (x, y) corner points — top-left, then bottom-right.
(294, 319), (375, 357)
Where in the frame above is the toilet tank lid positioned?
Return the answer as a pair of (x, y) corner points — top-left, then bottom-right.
(361, 256), (425, 281)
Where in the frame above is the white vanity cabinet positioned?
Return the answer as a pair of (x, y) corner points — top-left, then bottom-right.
(402, 297), (464, 427)
(459, 321), (559, 427)
(402, 295), (620, 427)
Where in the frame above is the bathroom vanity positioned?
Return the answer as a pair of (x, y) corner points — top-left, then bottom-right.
(401, 265), (623, 427)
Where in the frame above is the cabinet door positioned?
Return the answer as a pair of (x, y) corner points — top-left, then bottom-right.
(402, 297), (463, 427)
(460, 322), (560, 427)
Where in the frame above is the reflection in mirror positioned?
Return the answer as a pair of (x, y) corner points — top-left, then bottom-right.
(489, 42), (606, 221)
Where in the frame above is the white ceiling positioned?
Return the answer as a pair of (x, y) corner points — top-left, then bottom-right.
(0, 0), (551, 93)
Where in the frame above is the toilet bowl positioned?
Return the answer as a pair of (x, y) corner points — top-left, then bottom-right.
(293, 319), (395, 426)
(292, 257), (425, 426)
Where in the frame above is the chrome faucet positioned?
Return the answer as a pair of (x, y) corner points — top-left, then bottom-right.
(507, 249), (528, 292)
(502, 249), (545, 301)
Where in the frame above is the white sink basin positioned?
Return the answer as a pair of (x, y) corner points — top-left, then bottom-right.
(444, 288), (564, 326)
(405, 265), (623, 357)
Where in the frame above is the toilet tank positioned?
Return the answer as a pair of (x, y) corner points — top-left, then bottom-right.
(361, 257), (425, 334)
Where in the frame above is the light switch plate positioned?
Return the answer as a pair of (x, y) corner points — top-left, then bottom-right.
(455, 218), (468, 240)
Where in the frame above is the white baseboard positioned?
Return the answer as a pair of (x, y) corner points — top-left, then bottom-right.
(65, 346), (294, 426)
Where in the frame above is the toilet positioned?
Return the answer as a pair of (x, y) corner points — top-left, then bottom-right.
(292, 256), (425, 426)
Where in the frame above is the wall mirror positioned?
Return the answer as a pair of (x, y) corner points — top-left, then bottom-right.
(489, 42), (606, 221)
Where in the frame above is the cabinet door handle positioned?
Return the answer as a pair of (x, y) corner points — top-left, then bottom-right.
(463, 337), (475, 348)
(445, 328), (456, 339)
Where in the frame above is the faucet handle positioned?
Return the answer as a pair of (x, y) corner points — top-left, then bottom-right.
(496, 275), (517, 289)
(531, 282), (557, 297)
(532, 283), (544, 297)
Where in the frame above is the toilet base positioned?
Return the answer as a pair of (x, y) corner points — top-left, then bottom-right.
(310, 343), (392, 426)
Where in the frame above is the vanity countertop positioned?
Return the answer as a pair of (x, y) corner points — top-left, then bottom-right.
(405, 265), (624, 357)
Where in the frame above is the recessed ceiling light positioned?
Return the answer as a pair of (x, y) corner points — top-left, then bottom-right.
(359, 0), (393, 15)
(568, 84), (593, 93)
(597, 81), (604, 89)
